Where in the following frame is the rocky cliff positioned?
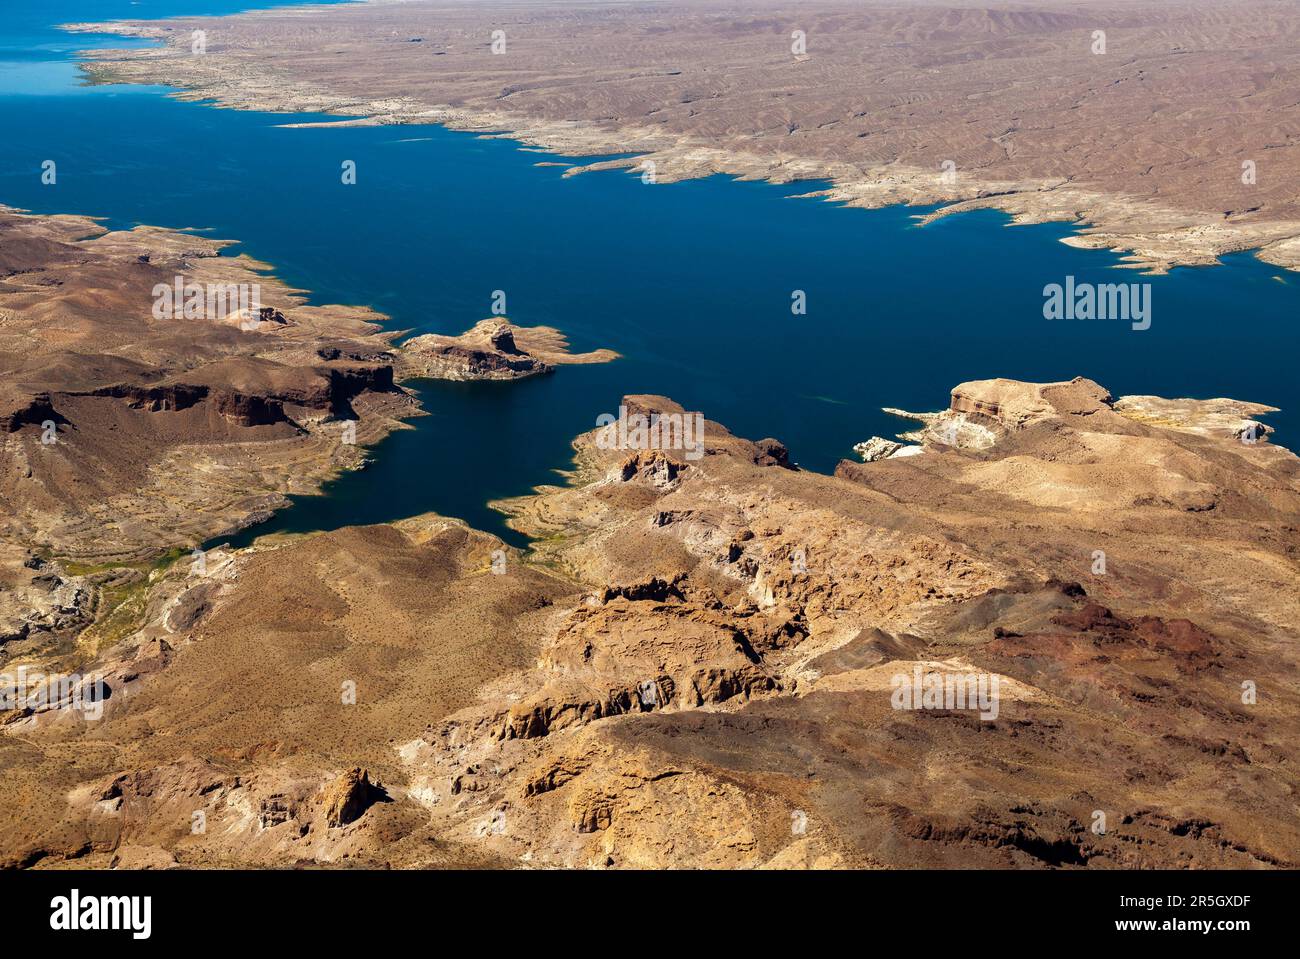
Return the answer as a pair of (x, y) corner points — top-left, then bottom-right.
(3, 375), (1295, 869)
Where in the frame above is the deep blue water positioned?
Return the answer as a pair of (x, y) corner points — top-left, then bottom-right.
(4, 0), (1298, 547)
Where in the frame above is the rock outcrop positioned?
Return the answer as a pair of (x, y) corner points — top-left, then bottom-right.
(320, 768), (387, 828)
(2, 238), (1295, 869)
(0, 207), (417, 569)
(853, 436), (911, 462)
(400, 318), (617, 381)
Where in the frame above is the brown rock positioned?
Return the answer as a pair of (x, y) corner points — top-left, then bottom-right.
(320, 768), (386, 828)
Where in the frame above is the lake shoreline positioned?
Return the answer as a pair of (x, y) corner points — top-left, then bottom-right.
(64, 7), (1300, 276)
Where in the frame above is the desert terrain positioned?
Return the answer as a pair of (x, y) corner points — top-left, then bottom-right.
(1, 0), (1297, 872)
(3, 290), (1297, 865)
(68, 0), (1300, 272)
(0, 205), (606, 661)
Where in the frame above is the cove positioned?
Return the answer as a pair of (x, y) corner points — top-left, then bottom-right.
(3, 0), (1297, 549)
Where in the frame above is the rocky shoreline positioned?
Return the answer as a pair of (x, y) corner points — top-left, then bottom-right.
(64, 0), (1300, 274)
(3, 369), (1297, 868)
(1, 203), (1296, 870)
(400, 318), (618, 381)
(0, 205), (610, 662)
(0, 206), (415, 563)
(2, 0), (1298, 871)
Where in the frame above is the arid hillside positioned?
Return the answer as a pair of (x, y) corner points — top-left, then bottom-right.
(0, 206), (413, 566)
(2, 0), (1298, 871)
(4, 370), (1297, 868)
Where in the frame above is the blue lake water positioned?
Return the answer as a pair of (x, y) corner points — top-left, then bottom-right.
(4, 0), (1297, 547)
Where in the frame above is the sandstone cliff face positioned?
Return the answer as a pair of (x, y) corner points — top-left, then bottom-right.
(3, 375), (1294, 870)
(320, 768), (388, 828)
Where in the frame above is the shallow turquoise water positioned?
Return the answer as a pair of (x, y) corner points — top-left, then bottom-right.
(3, 0), (1297, 547)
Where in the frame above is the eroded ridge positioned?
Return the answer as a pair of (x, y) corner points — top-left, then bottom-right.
(4, 377), (1296, 869)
